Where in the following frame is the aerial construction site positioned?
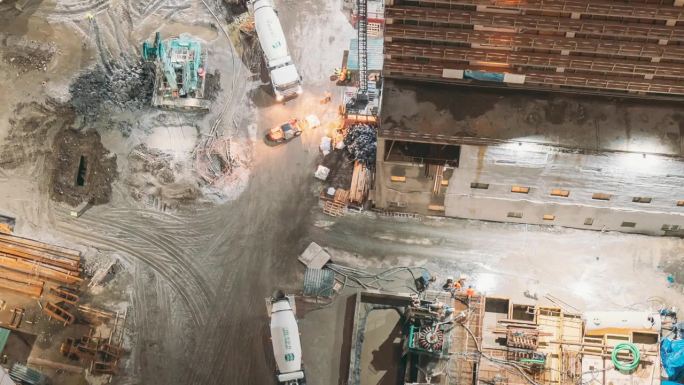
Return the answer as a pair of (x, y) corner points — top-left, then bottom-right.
(3, 0), (684, 384)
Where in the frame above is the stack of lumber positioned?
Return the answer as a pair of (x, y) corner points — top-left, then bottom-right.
(0, 233), (82, 298)
(349, 161), (370, 204)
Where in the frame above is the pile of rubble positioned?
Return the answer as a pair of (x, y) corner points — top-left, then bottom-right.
(69, 62), (154, 121)
(343, 124), (376, 167)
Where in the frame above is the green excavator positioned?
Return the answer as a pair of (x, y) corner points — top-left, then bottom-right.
(141, 32), (208, 110)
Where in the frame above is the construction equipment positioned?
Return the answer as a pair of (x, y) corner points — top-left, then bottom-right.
(266, 119), (302, 144)
(269, 292), (306, 384)
(141, 32), (210, 110)
(252, 0), (303, 102)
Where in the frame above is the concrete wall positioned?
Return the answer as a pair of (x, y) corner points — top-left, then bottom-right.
(374, 138), (684, 235)
(444, 144), (684, 235)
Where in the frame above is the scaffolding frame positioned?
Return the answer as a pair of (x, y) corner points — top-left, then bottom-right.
(383, 0), (684, 97)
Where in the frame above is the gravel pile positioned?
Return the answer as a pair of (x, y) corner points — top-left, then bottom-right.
(69, 62), (154, 121)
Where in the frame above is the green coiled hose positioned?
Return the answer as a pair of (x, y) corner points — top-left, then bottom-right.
(611, 342), (640, 372)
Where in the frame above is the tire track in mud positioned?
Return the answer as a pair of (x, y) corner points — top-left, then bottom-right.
(103, 208), (207, 236)
(75, 211), (212, 302)
(97, 213), (214, 300)
(45, 0), (112, 19)
(54, 209), (210, 325)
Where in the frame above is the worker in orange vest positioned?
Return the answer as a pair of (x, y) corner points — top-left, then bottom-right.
(466, 286), (475, 298)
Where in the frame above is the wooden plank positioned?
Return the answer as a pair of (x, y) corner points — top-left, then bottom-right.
(0, 268), (45, 286)
(0, 255), (82, 285)
(0, 240), (81, 269)
(0, 277), (42, 297)
(0, 253), (78, 276)
(0, 233), (81, 261)
(349, 162), (361, 203)
(0, 243), (79, 271)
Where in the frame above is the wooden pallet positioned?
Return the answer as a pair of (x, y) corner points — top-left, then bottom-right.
(323, 201), (346, 217)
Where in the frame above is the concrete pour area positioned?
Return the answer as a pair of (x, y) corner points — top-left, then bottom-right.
(0, 0), (684, 385)
(302, 215), (684, 384)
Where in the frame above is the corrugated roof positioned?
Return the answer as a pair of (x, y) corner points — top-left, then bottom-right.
(347, 38), (384, 71)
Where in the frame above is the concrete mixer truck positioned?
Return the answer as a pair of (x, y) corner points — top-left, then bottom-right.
(252, 0), (303, 102)
(269, 293), (306, 384)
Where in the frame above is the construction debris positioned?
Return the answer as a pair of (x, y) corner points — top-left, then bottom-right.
(69, 63), (153, 122)
(88, 260), (116, 290)
(343, 124), (376, 167)
(195, 137), (234, 185)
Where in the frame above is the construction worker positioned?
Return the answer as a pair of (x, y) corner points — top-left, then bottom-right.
(442, 276), (454, 291)
(466, 286), (476, 302)
(339, 68), (347, 82)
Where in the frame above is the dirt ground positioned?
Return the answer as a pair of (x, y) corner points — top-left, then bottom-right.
(2, 0), (684, 385)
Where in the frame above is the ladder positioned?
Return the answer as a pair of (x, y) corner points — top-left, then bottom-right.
(356, 0), (368, 96)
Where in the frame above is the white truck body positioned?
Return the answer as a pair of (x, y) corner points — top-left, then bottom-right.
(270, 298), (305, 384)
(253, 0), (302, 101)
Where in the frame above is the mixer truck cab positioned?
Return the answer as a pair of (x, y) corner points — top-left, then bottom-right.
(252, 0), (303, 102)
(269, 294), (306, 384)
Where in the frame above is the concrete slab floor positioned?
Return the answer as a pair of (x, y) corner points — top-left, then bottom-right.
(300, 213), (684, 384)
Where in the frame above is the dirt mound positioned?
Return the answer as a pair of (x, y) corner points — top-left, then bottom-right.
(50, 129), (118, 206)
(0, 100), (75, 169)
